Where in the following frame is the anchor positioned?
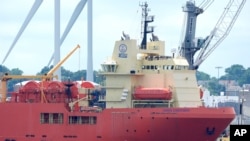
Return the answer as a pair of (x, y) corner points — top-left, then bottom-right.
(206, 127), (215, 135)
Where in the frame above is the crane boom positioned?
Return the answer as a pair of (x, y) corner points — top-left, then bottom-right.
(47, 44), (80, 78)
(1, 74), (57, 81)
(178, 0), (246, 69)
(193, 0), (246, 67)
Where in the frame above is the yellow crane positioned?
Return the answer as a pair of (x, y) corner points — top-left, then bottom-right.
(0, 44), (80, 103)
(0, 74), (57, 103)
(46, 44), (80, 79)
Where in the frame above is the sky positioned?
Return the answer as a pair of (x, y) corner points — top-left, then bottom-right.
(0, 0), (249, 78)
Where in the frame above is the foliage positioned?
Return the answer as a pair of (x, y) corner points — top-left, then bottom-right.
(61, 67), (74, 80)
(10, 68), (23, 75)
(221, 64), (245, 81)
(197, 64), (250, 95)
(7, 68), (25, 92)
(238, 68), (250, 86)
(0, 65), (10, 74)
(0, 66), (24, 93)
(70, 70), (86, 81)
(207, 77), (225, 95)
(197, 70), (225, 95)
(37, 65), (53, 75)
(196, 71), (210, 80)
(94, 70), (106, 86)
(220, 64), (250, 86)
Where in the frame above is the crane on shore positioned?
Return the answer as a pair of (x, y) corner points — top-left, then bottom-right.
(178, 0), (246, 70)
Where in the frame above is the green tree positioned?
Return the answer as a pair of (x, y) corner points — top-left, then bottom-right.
(0, 65), (10, 74)
(223, 64), (245, 80)
(207, 77), (225, 95)
(94, 70), (105, 85)
(10, 68), (23, 75)
(37, 65), (53, 75)
(0, 67), (25, 94)
(196, 71), (210, 80)
(239, 67), (250, 86)
(71, 70), (86, 81)
(61, 67), (74, 80)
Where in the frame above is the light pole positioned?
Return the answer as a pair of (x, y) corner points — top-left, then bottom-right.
(215, 66), (223, 79)
(239, 88), (248, 124)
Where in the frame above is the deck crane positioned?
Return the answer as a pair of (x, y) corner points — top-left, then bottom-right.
(0, 74), (57, 103)
(0, 44), (80, 103)
(46, 44), (80, 79)
(178, 0), (246, 70)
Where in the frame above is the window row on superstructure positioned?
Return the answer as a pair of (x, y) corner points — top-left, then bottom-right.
(142, 65), (188, 70)
(101, 64), (118, 72)
(144, 55), (172, 61)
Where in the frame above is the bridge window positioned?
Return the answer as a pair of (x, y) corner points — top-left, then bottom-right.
(163, 65), (174, 70)
(175, 65), (188, 70)
(101, 64), (118, 72)
(175, 65), (182, 70)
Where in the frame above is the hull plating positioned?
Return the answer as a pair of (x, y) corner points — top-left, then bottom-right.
(0, 103), (235, 141)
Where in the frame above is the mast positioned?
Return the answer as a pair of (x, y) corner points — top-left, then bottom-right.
(140, 2), (154, 49)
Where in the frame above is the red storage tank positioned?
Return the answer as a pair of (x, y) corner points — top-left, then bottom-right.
(47, 81), (64, 94)
(39, 81), (50, 93)
(19, 81), (41, 102)
(44, 81), (65, 103)
(19, 81), (40, 94)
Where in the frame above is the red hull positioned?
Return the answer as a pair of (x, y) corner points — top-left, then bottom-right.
(0, 103), (235, 141)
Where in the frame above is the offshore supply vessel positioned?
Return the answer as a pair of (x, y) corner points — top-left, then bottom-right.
(0, 1), (240, 141)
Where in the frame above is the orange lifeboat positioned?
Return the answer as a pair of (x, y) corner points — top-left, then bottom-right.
(133, 87), (172, 100)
